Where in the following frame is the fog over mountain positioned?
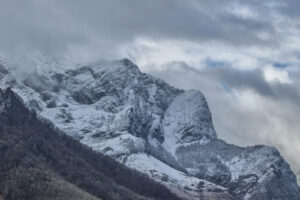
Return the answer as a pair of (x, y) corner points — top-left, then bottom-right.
(1, 0), (300, 184)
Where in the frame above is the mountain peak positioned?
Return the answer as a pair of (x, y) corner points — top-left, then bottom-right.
(107, 58), (141, 73)
(0, 59), (299, 200)
(161, 89), (217, 156)
(120, 58), (139, 69)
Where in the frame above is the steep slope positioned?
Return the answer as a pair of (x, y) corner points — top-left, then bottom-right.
(0, 88), (180, 200)
(0, 57), (299, 200)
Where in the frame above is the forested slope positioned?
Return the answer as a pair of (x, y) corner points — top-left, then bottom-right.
(0, 88), (180, 200)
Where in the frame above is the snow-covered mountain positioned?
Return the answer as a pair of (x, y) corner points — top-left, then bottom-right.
(0, 57), (299, 200)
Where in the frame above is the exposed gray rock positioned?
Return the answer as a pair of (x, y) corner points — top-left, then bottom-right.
(0, 57), (299, 200)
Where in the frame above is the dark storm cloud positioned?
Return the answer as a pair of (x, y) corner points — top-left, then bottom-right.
(0, 0), (284, 59)
(0, 0), (89, 56)
(277, 0), (300, 17)
(154, 61), (300, 106)
(215, 67), (300, 105)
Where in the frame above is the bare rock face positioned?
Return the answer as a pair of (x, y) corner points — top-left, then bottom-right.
(162, 90), (217, 149)
(0, 57), (299, 200)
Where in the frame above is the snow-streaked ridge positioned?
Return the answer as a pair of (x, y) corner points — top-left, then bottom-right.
(0, 57), (299, 200)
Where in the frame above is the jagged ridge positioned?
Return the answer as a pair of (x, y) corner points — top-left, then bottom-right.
(0, 57), (299, 200)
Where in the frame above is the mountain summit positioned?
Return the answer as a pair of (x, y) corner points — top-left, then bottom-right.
(0, 57), (299, 200)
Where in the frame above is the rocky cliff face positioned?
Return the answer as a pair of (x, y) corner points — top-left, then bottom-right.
(0, 57), (299, 200)
(0, 88), (181, 200)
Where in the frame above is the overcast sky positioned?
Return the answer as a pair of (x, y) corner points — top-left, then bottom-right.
(1, 0), (300, 179)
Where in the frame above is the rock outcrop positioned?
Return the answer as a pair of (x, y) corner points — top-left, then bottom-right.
(0, 57), (299, 200)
